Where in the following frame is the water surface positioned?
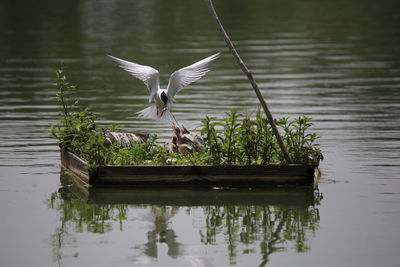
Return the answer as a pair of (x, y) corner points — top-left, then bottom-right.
(1, 0), (400, 266)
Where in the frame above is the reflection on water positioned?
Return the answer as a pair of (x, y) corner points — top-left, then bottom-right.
(49, 192), (128, 264)
(48, 171), (321, 265)
(142, 206), (181, 259)
(200, 201), (320, 265)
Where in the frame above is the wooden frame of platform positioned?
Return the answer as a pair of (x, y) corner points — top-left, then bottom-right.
(61, 149), (320, 187)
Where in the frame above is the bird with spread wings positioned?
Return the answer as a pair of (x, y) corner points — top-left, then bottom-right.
(108, 53), (220, 125)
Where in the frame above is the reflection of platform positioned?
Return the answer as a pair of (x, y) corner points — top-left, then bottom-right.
(60, 169), (319, 207)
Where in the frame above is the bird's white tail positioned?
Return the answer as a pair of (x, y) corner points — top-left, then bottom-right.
(137, 105), (179, 125)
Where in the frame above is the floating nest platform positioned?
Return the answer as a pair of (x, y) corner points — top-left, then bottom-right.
(61, 149), (320, 188)
(60, 168), (320, 206)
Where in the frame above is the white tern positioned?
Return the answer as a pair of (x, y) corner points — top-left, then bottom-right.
(108, 53), (220, 125)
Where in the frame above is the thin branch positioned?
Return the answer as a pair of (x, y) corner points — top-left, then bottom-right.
(203, 0), (292, 164)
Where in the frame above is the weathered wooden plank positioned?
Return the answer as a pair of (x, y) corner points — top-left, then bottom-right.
(93, 165), (315, 186)
(60, 148), (90, 183)
(60, 149), (318, 187)
(60, 170), (317, 206)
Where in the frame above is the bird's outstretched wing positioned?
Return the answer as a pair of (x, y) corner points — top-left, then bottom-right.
(107, 54), (160, 102)
(166, 53), (220, 102)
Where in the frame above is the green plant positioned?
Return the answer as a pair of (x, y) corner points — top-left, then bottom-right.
(51, 69), (323, 167)
(51, 69), (97, 150)
(237, 116), (257, 165)
(255, 109), (276, 164)
(276, 116), (323, 166)
(54, 69), (78, 117)
(201, 111), (274, 165)
(222, 109), (240, 164)
(201, 116), (223, 164)
(200, 111), (322, 166)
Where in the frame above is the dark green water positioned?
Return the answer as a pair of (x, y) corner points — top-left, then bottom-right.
(1, 0), (400, 266)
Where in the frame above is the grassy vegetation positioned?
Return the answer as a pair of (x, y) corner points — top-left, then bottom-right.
(201, 110), (323, 166)
(51, 70), (323, 168)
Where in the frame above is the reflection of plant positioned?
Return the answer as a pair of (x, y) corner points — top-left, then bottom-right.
(48, 189), (128, 234)
(49, 180), (322, 266)
(200, 191), (322, 266)
(47, 183), (129, 265)
(143, 206), (181, 259)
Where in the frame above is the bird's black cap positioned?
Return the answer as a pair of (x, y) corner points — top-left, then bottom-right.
(161, 91), (168, 104)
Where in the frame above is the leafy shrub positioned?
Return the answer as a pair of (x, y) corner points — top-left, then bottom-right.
(276, 116), (323, 166)
(51, 70), (323, 167)
(201, 110), (322, 166)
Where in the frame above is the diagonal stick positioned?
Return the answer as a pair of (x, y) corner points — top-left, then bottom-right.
(203, 0), (292, 164)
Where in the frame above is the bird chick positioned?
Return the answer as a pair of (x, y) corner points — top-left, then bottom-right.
(168, 125), (205, 154)
(178, 144), (193, 155)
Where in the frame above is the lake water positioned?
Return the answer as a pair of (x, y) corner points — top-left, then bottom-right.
(1, 0), (400, 266)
